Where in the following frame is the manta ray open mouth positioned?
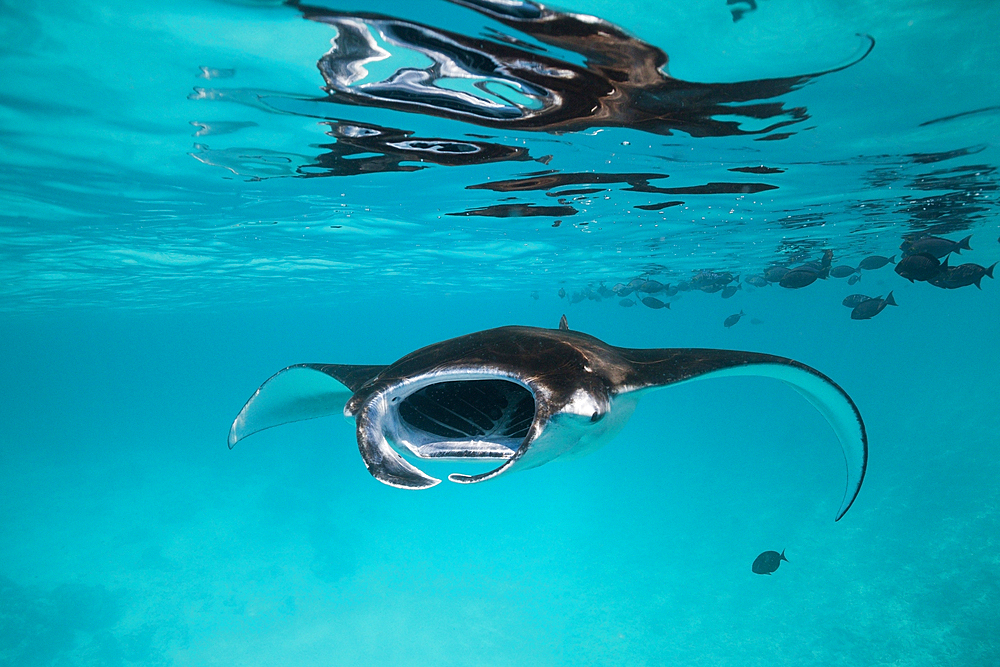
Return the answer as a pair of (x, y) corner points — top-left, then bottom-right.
(390, 378), (535, 459)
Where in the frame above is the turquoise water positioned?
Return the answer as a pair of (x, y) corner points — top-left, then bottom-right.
(2, 0), (999, 664)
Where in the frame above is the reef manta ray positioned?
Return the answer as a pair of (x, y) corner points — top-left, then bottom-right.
(229, 319), (867, 520)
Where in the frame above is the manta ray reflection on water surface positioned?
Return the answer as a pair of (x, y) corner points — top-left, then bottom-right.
(289, 0), (874, 139)
(230, 320), (868, 521)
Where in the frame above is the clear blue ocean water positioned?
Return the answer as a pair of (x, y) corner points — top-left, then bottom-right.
(2, 0), (999, 664)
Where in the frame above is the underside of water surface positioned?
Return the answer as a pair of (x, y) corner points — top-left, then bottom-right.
(1, 0), (999, 665)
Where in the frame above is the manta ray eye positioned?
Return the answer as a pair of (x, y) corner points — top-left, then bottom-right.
(590, 411), (605, 423)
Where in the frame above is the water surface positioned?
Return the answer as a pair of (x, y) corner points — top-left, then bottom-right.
(1, 0), (999, 665)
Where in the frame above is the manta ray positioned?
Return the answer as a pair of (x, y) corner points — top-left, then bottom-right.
(229, 318), (867, 520)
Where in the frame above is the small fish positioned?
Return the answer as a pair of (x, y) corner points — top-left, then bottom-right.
(847, 273), (862, 285)
(700, 283), (724, 294)
(619, 298), (636, 307)
(530, 291), (539, 300)
(858, 255), (895, 271)
(627, 277), (646, 290)
(638, 279), (665, 294)
(745, 275), (769, 288)
(928, 259), (996, 289)
(641, 296), (670, 309)
(894, 252), (940, 282)
(779, 267), (821, 289)
(675, 281), (692, 292)
(691, 270), (722, 286)
(851, 291), (897, 320)
(724, 310), (745, 328)
(842, 294), (872, 308)
(900, 234), (972, 258)
(752, 549), (788, 575)
(750, 317), (764, 325)
(663, 283), (678, 297)
(721, 284), (742, 299)
(558, 288), (566, 299)
(597, 285), (615, 298)
(570, 291), (586, 304)
(764, 266), (789, 283)
(820, 249), (834, 271)
(829, 265), (859, 279)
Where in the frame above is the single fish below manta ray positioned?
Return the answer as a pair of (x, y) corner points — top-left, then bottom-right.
(229, 319), (868, 521)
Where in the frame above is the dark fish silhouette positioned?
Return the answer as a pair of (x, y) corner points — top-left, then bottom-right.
(780, 267), (821, 289)
(691, 270), (732, 287)
(627, 278), (647, 290)
(842, 294), (872, 308)
(779, 252), (832, 289)
(894, 252), (941, 282)
(641, 296), (670, 309)
(830, 265), (859, 279)
(847, 273), (862, 285)
(928, 259), (996, 289)
(721, 284), (742, 299)
(614, 284), (635, 297)
(900, 234), (971, 258)
(752, 549), (788, 575)
(619, 298), (636, 307)
(750, 317), (764, 325)
(638, 280), (665, 294)
(724, 310), (745, 328)
(230, 322), (867, 520)
(851, 292), (897, 320)
(764, 266), (789, 283)
(858, 255), (895, 271)
(558, 288), (566, 298)
(745, 275), (769, 287)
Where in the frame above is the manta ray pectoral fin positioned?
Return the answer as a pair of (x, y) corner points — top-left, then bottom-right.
(653, 357), (867, 521)
(228, 363), (383, 448)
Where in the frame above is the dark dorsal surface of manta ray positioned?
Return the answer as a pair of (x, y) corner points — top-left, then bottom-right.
(229, 321), (868, 521)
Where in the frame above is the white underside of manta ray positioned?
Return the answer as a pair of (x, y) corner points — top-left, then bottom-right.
(229, 318), (868, 521)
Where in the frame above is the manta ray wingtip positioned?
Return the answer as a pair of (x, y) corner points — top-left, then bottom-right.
(227, 418), (243, 449)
